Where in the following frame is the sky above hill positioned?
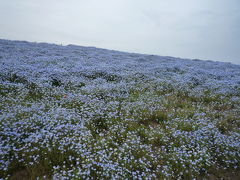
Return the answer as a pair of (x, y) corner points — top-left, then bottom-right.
(0, 0), (239, 64)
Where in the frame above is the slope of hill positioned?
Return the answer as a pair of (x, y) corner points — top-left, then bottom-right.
(0, 39), (239, 179)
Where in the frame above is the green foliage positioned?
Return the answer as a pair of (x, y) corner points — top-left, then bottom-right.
(176, 121), (195, 132)
(5, 73), (28, 84)
(24, 83), (44, 101)
(51, 78), (62, 87)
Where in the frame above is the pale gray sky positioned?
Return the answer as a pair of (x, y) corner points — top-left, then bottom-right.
(0, 0), (239, 64)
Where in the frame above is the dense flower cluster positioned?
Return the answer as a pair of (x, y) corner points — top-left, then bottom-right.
(0, 39), (239, 179)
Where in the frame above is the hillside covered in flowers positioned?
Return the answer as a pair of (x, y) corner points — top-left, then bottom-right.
(0, 39), (239, 179)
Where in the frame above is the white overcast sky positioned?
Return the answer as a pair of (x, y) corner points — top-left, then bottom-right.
(0, 0), (239, 64)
